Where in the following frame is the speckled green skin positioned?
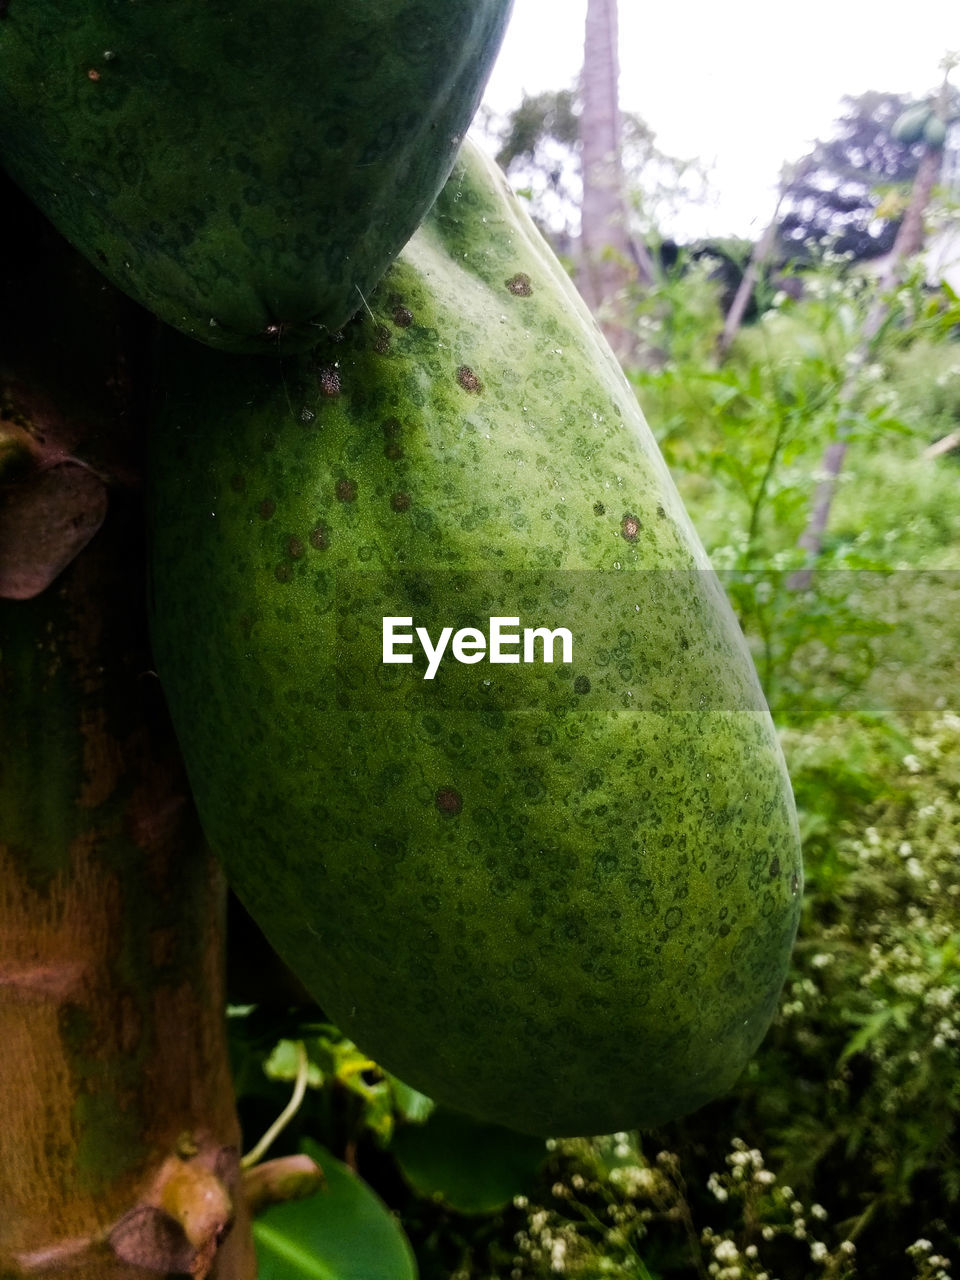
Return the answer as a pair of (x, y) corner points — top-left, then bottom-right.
(148, 141), (802, 1137)
(0, 0), (511, 353)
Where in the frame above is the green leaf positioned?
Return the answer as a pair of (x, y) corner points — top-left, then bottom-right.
(253, 1142), (417, 1280)
(392, 1105), (545, 1215)
(264, 1039), (324, 1089)
(839, 1003), (912, 1062)
(385, 1074), (436, 1125)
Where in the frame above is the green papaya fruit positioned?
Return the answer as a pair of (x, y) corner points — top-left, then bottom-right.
(0, 0), (512, 353)
(891, 104), (931, 145)
(148, 140), (802, 1137)
(922, 115), (947, 149)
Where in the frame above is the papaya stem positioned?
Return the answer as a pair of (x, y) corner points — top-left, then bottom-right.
(240, 1041), (310, 1169)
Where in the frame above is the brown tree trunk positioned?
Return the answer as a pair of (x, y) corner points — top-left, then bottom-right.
(0, 178), (255, 1280)
(717, 191), (787, 360)
(579, 0), (650, 362)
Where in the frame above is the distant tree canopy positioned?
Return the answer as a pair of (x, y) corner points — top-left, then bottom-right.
(489, 86), (704, 252)
(495, 88), (580, 174)
(490, 85), (959, 270)
(778, 88), (959, 262)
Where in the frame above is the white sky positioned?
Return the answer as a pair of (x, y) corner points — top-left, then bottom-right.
(480, 0), (959, 239)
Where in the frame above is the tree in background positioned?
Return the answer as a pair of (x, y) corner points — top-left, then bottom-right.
(776, 89), (956, 262)
(793, 60), (959, 581)
(493, 88), (582, 248)
(577, 0), (651, 360)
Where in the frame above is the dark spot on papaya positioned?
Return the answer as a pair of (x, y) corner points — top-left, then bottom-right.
(258, 499), (276, 520)
(335, 478), (357, 503)
(769, 856), (781, 879)
(318, 365), (341, 396)
(382, 416), (402, 437)
(679, 633), (690, 651)
(374, 325), (391, 354)
(230, 474), (245, 492)
(791, 873), (800, 894)
(456, 366), (482, 394)
(287, 536), (304, 560)
(309, 523), (330, 550)
(274, 564), (291, 583)
(657, 504), (667, 517)
(390, 492), (411, 513)
(593, 502), (606, 516)
(96, 248), (108, 266)
(435, 787), (463, 817)
(621, 513), (641, 541)
(506, 272), (533, 296)
(574, 675), (591, 695)
(384, 441), (403, 461)
(392, 305), (413, 328)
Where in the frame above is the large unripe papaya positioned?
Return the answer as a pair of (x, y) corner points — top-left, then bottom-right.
(148, 141), (802, 1137)
(0, 0), (512, 353)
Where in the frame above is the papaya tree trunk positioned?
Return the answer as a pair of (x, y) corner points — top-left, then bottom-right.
(0, 178), (255, 1279)
(579, 0), (650, 362)
(717, 182), (791, 360)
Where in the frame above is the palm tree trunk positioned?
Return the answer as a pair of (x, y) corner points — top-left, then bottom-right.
(579, 0), (650, 362)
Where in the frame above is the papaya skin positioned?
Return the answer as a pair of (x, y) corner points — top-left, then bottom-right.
(148, 141), (802, 1137)
(0, 0), (512, 353)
